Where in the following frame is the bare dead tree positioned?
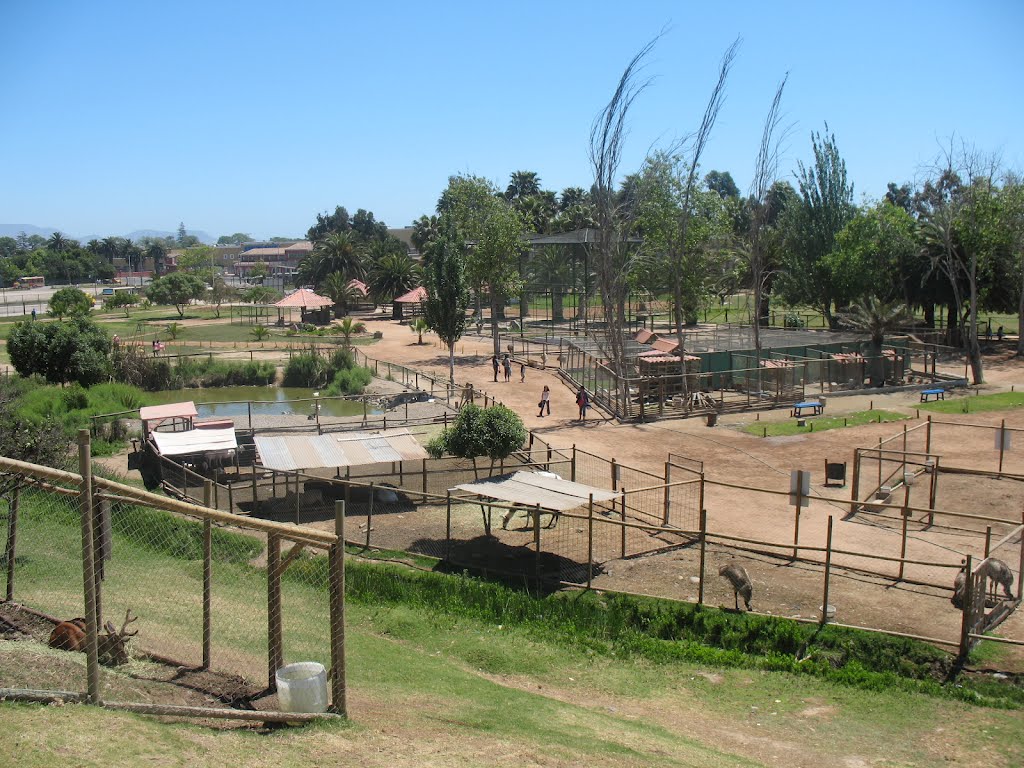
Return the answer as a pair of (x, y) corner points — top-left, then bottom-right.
(746, 74), (790, 357)
(666, 37), (741, 405)
(588, 36), (658, 386)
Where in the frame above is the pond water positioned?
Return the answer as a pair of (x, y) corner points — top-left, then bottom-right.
(151, 387), (378, 418)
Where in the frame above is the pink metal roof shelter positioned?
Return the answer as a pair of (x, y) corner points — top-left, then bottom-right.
(274, 288), (333, 309)
(394, 286), (428, 303)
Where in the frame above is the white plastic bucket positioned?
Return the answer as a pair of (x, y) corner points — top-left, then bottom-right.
(275, 662), (328, 713)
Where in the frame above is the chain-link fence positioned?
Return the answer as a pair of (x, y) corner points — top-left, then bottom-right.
(0, 439), (345, 722)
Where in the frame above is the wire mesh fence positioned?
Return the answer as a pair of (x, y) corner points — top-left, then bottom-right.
(0, 443), (345, 721)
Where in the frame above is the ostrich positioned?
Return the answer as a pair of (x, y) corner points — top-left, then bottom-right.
(951, 561), (967, 609)
(719, 563), (752, 611)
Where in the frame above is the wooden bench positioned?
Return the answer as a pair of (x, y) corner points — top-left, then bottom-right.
(790, 401), (824, 417)
(920, 389), (945, 402)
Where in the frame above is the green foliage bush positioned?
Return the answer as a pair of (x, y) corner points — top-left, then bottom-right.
(283, 347), (373, 393)
(110, 345), (275, 390)
(427, 404), (527, 463)
(8, 316), (111, 386)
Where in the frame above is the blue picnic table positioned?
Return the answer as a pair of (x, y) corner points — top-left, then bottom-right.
(791, 401), (824, 417)
(920, 388), (945, 402)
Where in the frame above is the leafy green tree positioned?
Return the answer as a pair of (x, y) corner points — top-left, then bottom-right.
(103, 291), (137, 317)
(48, 287), (93, 319)
(777, 126), (856, 328)
(439, 174), (523, 355)
(704, 170), (740, 199)
(411, 214), (440, 263)
(176, 222), (199, 247)
(8, 315), (111, 386)
(320, 271), (362, 317)
(0, 377), (70, 495)
(146, 272), (207, 317)
(426, 403), (527, 493)
(505, 171), (542, 201)
(423, 228), (471, 383)
(208, 276), (236, 318)
(250, 326), (270, 341)
(217, 232), (252, 245)
(176, 245), (217, 284)
(528, 246), (573, 322)
(243, 285), (281, 305)
(248, 261), (269, 285)
(47, 232), (76, 253)
(164, 322), (183, 340)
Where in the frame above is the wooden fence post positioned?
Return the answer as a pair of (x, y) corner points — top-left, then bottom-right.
(329, 500), (347, 716)
(445, 492), (452, 564)
(366, 484), (374, 549)
(267, 533), (283, 689)
(662, 461), (671, 526)
(958, 554), (974, 659)
(571, 444), (577, 483)
(203, 481), (213, 670)
(77, 430), (101, 705)
(422, 459), (428, 495)
(821, 516), (833, 625)
(697, 508), (707, 606)
(587, 494), (594, 589)
(619, 489), (627, 559)
(850, 449), (861, 515)
(533, 503), (542, 581)
(611, 459), (618, 492)
(925, 415), (932, 454)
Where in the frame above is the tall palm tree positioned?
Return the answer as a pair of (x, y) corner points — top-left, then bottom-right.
(505, 171), (541, 201)
(841, 296), (912, 387)
(368, 252), (422, 319)
(47, 232), (72, 253)
(529, 246), (573, 322)
(411, 215), (440, 263)
(299, 231), (365, 286)
(320, 271), (362, 318)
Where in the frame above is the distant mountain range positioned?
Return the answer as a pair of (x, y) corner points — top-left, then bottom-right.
(0, 224), (215, 245)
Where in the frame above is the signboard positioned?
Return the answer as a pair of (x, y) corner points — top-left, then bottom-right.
(789, 469), (810, 508)
(995, 428), (1012, 452)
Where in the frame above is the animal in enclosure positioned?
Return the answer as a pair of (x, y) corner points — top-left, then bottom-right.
(200, 449), (236, 476)
(719, 563), (753, 611)
(48, 617), (87, 651)
(98, 609), (139, 666)
(951, 562), (967, 609)
(985, 558), (1015, 601)
(47, 609), (138, 666)
(500, 504), (559, 530)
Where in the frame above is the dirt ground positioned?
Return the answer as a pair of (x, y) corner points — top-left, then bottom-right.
(350, 317), (1024, 666)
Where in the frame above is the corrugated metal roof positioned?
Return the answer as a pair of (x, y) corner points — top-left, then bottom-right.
(254, 429), (428, 471)
(151, 427), (237, 457)
(760, 359), (796, 369)
(831, 352), (864, 362)
(452, 471), (619, 512)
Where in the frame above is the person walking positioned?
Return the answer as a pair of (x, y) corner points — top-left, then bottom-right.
(538, 385), (551, 417)
(576, 386), (590, 420)
(503, 354), (512, 382)
(491, 354), (499, 382)
(520, 362), (526, 383)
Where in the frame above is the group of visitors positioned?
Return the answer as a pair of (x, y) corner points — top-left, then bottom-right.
(537, 384), (590, 421)
(492, 353), (526, 383)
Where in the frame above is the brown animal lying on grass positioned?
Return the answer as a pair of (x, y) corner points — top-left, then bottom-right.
(47, 609), (139, 666)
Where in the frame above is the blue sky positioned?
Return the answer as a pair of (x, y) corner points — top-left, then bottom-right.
(2, 1), (1022, 241)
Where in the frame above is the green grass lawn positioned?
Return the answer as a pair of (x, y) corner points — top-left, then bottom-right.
(919, 391), (1024, 415)
(743, 409), (911, 437)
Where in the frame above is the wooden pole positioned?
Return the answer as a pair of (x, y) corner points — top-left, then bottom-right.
(586, 494), (594, 589)
(533, 503), (542, 581)
(984, 526), (992, 558)
(619, 489), (627, 559)
(821, 516), (833, 625)
(247, 401), (252, 432)
(697, 508), (707, 606)
(571, 444), (577, 483)
(329, 500), (347, 716)
(898, 484), (910, 581)
(445, 492), (452, 564)
(850, 449), (861, 515)
(998, 419), (1007, 476)
(422, 459), (427, 495)
(662, 461), (671, 526)
(4, 488), (18, 601)
(366, 483), (374, 549)
(925, 415), (932, 454)
(251, 463), (258, 516)
(203, 481), (213, 670)
(294, 473), (301, 526)
(77, 430), (101, 704)
(958, 554), (974, 659)
(267, 533), (283, 689)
